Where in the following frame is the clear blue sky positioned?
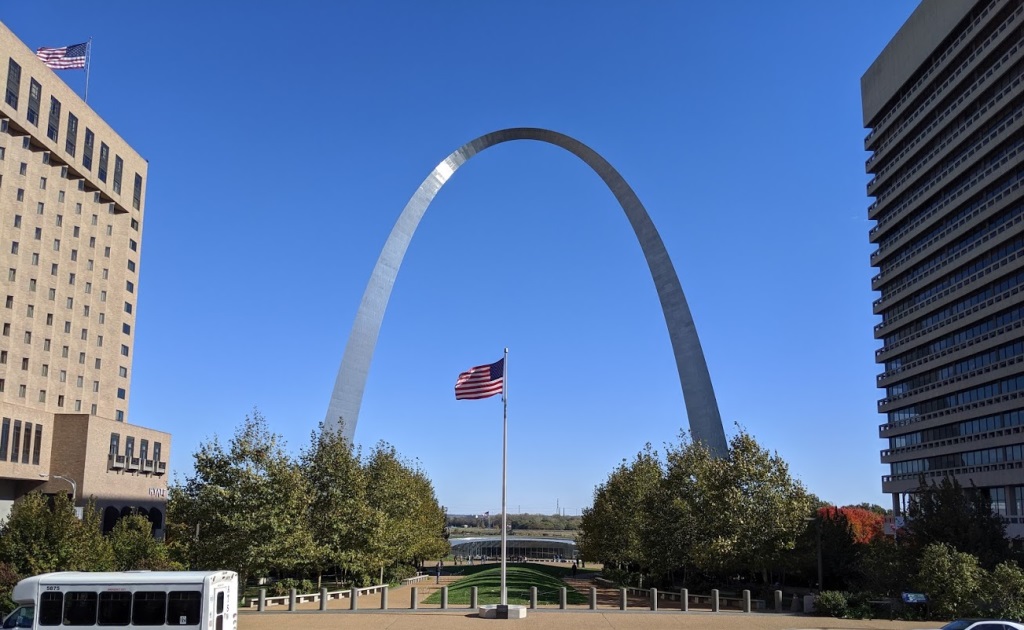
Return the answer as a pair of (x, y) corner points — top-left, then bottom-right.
(4, 1), (920, 515)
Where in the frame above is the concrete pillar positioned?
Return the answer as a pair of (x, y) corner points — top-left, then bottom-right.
(530, 587), (537, 609)
(743, 590), (750, 613)
(559, 587), (566, 610)
(441, 586), (448, 610)
(381, 586), (388, 610)
(774, 590), (783, 613)
(680, 588), (688, 612)
(711, 589), (719, 612)
(470, 587), (478, 609)
(350, 588), (358, 611)
(589, 587), (597, 610)
(257, 589), (265, 612)
(288, 588), (296, 612)
(650, 588), (658, 611)
(320, 588), (327, 611)
(411, 587), (418, 610)
(620, 588), (627, 611)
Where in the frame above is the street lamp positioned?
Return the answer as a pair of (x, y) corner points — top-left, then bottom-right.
(804, 515), (823, 592)
(39, 473), (76, 504)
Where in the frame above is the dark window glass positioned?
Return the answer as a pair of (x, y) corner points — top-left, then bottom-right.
(83, 129), (94, 170)
(166, 592), (201, 626)
(27, 79), (40, 126)
(40, 592), (63, 625)
(46, 97), (60, 142)
(126, 436), (134, 460)
(98, 143), (108, 182)
(63, 592), (97, 625)
(11, 421), (21, 465)
(109, 433), (119, 456)
(133, 174), (142, 210)
(131, 592), (165, 626)
(140, 439), (148, 462)
(154, 441), (161, 462)
(112, 156), (122, 194)
(32, 424), (41, 465)
(97, 592), (130, 626)
(66, 113), (78, 157)
(0, 418), (9, 461)
(21, 422), (30, 464)
(5, 59), (20, 109)
(216, 592), (224, 615)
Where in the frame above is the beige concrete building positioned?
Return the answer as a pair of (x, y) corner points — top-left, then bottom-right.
(0, 21), (168, 533)
(863, 0), (1024, 537)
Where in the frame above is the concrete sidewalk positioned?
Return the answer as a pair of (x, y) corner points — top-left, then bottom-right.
(239, 609), (941, 630)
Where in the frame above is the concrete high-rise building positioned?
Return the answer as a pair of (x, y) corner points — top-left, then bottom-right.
(0, 22), (168, 532)
(863, 0), (1024, 535)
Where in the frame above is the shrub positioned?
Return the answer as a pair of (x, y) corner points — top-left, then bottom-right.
(914, 543), (984, 619)
(815, 590), (849, 618)
(268, 578), (315, 596)
(983, 561), (1024, 621)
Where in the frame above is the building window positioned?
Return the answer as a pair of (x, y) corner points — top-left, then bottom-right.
(26, 79), (40, 126)
(118, 366), (127, 377)
(12, 215), (19, 228)
(39, 177), (46, 190)
(83, 128), (94, 170)
(11, 421), (21, 463)
(15, 188), (22, 201)
(40, 364), (46, 376)
(9, 242), (16, 254)
(46, 96), (60, 142)
(74, 400), (80, 411)
(127, 260), (135, 273)
(59, 370), (65, 382)
(122, 324), (130, 335)
(115, 410), (124, 422)
(5, 59), (20, 109)
(153, 441), (161, 462)
(17, 385), (24, 398)
(0, 351), (6, 363)
(21, 422), (30, 463)
(20, 358), (27, 370)
(125, 436), (134, 460)
(32, 424), (41, 465)
(112, 156), (122, 194)
(0, 418), (9, 461)
(124, 302), (132, 314)
(98, 142), (108, 182)
(109, 433), (119, 455)
(42, 339), (49, 350)
(140, 439), (148, 461)
(37, 390), (44, 403)
(92, 380), (98, 392)
(126, 281), (134, 293)
(65, 112), (78, 156)
(120, 345), (128, 357)
(23, 331), (30, 343)
(992, 488), (1009, 516)
(117, 388), (125, 400)
(132, 174), (142, 210)
(129, 239), (137, 252)
(1, 324), (8, 336)
(56, 394), (63, 407)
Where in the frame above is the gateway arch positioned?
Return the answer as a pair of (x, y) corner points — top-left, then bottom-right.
(325, 127), (727, 456)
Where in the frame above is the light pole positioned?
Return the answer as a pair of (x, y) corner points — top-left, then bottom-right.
(804, 514), (823, 592)
(39, 473), (76, 504)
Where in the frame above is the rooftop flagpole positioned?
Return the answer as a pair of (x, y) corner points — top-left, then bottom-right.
(84, 38), (92, 103)
(500, 347), (508, 606)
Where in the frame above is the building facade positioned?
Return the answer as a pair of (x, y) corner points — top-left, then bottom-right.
(0, 21), (168, 532)
(863, 0), (1024, 536)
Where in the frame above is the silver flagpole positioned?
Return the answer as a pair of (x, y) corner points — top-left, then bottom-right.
(84, 38), (92, 103)
(500, 347), (508, 606)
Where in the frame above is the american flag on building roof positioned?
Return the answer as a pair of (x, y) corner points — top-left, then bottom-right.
(36, 42), (88, 70)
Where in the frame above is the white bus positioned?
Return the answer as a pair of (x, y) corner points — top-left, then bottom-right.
(2, 571), (237, 630)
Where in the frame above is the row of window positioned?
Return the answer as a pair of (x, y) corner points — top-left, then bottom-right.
(888, 372), (1024, 423)
(890, 442), (1024, 476)
(882, 233), (1024, 325)
(884, 302), (1024, 373)
(38, 590), (202, 626)
(890, 409), (1024, 449)
(109, 433), (161, 463)
(0, 385), (99, 415)
(0, 417), (42, 464)
(882, 268), (1024, 345)
(886, 338), (1024, 399)
(5, 58), (143, 209)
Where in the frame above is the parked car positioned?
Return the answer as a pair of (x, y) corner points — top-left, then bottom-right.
(935, 620), (1024, 630)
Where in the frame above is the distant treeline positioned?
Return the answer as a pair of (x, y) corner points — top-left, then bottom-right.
(448, 513), (581, 531)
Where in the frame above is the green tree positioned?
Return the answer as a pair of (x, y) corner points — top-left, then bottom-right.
(167, 410), (314, 589)
(914, 542), (984, 619)
(109, 513), (178, 570)
(0, 493), (113, 575)
(906, 476), (1008, 569)
(983, 561), (1024, 621)
(300, 421), (372, 586)
(578, 444), (662, 576)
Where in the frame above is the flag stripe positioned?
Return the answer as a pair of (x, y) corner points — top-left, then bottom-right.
(454, 358), (504, 400)
(36, 43), (88, 70)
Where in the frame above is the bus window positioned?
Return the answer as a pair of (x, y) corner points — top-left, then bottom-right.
(39, 592), (63, 625)
(214, 592), (223, 630)
(97, 592), (130, 626)
(166, 592), (200, 626)
(131, 592), (166, 626)
(64, 592), (98, 625)
(3, 606), (34, 629)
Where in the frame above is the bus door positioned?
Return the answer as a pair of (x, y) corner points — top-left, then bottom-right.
(212, 587), (226, 630)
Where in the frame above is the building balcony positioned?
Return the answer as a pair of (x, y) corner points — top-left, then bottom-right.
(141, 459), (154, 473)
(107, 454), (125, 470)
(155, 461), (166, 476)
(125, 457), (140, 471)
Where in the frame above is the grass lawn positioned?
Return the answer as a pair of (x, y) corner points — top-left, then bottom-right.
(423, 564), (588, 606)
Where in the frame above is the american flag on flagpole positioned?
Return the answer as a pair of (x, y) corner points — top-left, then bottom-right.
(454, 358), (505, 400)
(36, 42), (88, 70)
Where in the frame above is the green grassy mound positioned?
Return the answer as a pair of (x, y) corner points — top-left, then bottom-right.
(423, 563), (587, 606)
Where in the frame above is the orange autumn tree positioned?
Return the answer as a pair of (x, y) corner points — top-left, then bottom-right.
(817, 506), (883, 544)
